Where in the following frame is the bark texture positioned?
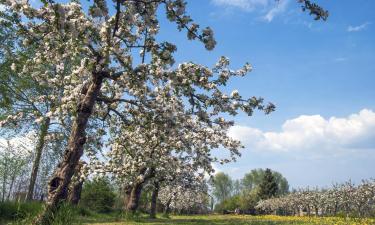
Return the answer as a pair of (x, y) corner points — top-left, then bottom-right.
(126, 183), (143, 213)
(125, 168), (155, 213)
(26, 117), (50, 201)
(67, 180), (83, 205)
(33, 74), (103, 225)
(67, 162), (85, 205)
(150, 182), (159, 218)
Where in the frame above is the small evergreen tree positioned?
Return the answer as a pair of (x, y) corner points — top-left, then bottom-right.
(258, 168), (279, 200)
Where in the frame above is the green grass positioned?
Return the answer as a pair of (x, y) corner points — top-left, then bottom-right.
(81, 214), (375, 225)
(2, 202), (374, 225)
(0, 201), (43, 224)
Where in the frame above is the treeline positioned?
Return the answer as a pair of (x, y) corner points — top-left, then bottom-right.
(256, 180), (375, 218)
(211, 168), (289, 213)
(0, 135), (62, 203)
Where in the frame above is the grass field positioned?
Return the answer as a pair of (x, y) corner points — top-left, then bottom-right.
(81, 214), (375, 225)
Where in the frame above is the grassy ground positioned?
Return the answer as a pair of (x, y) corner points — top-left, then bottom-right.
(81, 214), (375, 225)
(1, 202), (374, 225)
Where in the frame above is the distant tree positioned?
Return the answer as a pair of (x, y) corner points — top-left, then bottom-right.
(214, 188), (260, 213)
(240, 188), (261, 212)
(273, 172), (289, 196)
(80, 178), (116, 213)
(214, 195), (241, 212)
(0, 136), (33, 202)
(242, 169), (263, 190)
(258, 169), (279, 200)
(211, 172), (233, 203)
(242, 169), (289, 196)
(233, 180), (242, 196)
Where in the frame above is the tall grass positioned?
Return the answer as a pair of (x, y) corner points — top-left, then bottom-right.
(0, 201), (43, 222)
(48, 203), (82, 225)
(0, 201), (84, 225)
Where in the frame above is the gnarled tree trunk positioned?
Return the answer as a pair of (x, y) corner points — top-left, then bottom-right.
(33, 74), (103, 225)
(125, 168), (155, 213)
(26, 117), (50, 201)
(149, 182), (159, 218)
(126, 182), (143, 213)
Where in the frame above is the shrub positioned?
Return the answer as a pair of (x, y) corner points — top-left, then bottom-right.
(0, 201), (43, 221)
(214, 189), (260, 214)
(50, 203), (82, 225)
(75, 205), (93, 217)
(80, 177), (116, 213)
(0, 202), (84, 225)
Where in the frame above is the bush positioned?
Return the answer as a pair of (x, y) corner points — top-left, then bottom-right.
(214, 189), (260, 214)
(0, 201), (91, 225)
(80, 177), (116, 213)
(75, 205), (93, 217)
(214, 195), (241, 212)
(0, 201), (43, 221)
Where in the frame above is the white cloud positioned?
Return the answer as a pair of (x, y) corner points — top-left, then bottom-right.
(229, 109), (375, 153)
(347, 22), (371, 32)
(211, 0), (289, 22)
(211, 0), (269, 11)
(263, 0), (289, 22)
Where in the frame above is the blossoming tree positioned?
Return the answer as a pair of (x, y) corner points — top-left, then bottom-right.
(0, 0), (328, 223)
(256, 180), (375, 217)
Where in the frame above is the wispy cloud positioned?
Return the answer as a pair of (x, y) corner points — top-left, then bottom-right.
(347, 22), (371, 32)
(263, 0), (290, 22)
(211, 0), (290, 22)
(211, 0), (269, 12)
(334, 57), (348, 62)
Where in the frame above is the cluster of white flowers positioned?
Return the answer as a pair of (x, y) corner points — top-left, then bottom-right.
(158, 170), (209, 213)
(256, 180), (375, 217)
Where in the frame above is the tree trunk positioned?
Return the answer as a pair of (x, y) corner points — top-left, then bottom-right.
(2, 166), (8, 202)
(150, 182), (159, 218)
(126, 182), (143, 213)
(125, 168), (155, 213)
(67, 162), (85, 205)
(6, 173), (17, 201)
(334, 203), (337, 216)
(33, 74), (103, 225)
(164, 197), (172, 215)
(26, 117), (50, 201)
(67, 180), (83, 205)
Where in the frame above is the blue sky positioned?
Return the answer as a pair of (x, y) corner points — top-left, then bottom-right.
(156, 0), (375, 188)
